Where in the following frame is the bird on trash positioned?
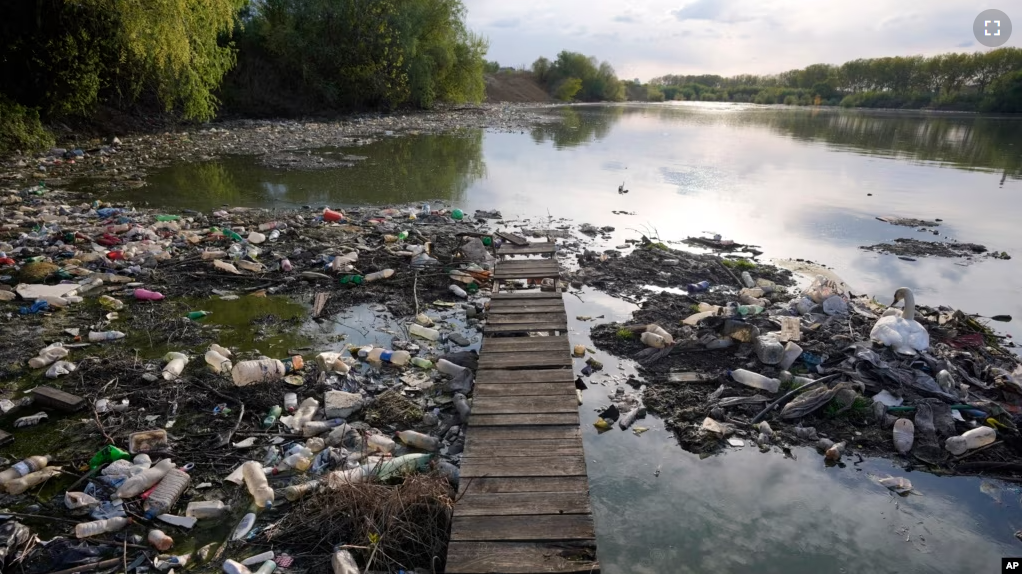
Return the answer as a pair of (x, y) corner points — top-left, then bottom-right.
(870, 287), (930, 355)
(618, 182), (629, 194)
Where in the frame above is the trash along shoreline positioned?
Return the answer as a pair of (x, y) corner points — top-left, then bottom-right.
(570, 236), (1020, 484)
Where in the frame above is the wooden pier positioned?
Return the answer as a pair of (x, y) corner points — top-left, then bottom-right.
(446, 239), (599, 574)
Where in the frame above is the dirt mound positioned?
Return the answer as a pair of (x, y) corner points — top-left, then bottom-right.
(484, 72), (551, 103)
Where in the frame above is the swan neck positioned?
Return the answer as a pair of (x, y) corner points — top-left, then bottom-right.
(901, 291), (916, 320)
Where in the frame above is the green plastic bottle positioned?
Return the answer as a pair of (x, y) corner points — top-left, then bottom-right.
(262, 405), (283, 428)
(481, 236), (492, 246)
(88, 445), (130, 469)
(186, 311), (212, 320)
(339, 274), (364, 286)
(155, 214), (180, 222)
(223, 229), (243, 242)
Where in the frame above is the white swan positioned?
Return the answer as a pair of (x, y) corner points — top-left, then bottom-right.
(870, 287), (930, 354)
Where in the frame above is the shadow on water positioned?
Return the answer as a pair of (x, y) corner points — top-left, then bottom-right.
(106, 131), (487, 210)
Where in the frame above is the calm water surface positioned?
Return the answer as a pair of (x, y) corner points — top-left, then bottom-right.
(125, 104), (1021, 573)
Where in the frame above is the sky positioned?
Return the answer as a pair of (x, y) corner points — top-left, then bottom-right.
(465, 0), (1023, 81)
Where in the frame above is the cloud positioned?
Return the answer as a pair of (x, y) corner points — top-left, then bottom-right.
(489, 17), (520, 28)
(956, 40), (974, 47)
(670, 0), (752, 23)
(613, 14), (636, 23)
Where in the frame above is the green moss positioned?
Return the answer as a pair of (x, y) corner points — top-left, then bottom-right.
(615, 328), (635, 340)
(721, 258), (755, 270)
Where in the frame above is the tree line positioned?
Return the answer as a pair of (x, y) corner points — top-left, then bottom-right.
(0, 0), (488, 153)
(646, 48), (1021, 112)
(530, 52), (626, 102)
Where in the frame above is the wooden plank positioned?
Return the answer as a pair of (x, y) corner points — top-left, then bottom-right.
(487, 313), (567, 325)
(461, 456), (587, 478)
(491, 291), (564, 300)
(460, 476), (588, 495)
(475, 383), (577, 397)
(498, 259), (560, 269)
(482, 336), (569, 353)
(456, 492), (591, 516)
(31, 386), (85, 412)
(450, 515), (595, 542)
(311, 292), (329, 318)
(497, 231), (529, 246)
(496, 243), (557, 255)
(476, 369), (574, 384)
(493, 270), (562, 279)
(485, 323), (567, 334)
(478, 354), (572, 370)
(467, 426), (581, 442)
(470, 413), (580, 427)
(463, 439), (584, 458)
(486, 305), (566, 315)
(472, 395), (579, 415)
(446, 541), (599, 574)
(488, 297), (563, 308)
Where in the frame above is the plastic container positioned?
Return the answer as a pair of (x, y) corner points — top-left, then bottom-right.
(28, 344), (68, 368)
(380, 350), (410, 366)
(185, 500), (226, 519)
(98, 295), (124, 310)
(290, 397), (319, 430)
(242, 461), (275, 509)
(364, 269), (394, 282)
(284, 393), (298, 413)
(75, 517), (130, 538)
(88, 330), (125, 342)
(148, 529), (174, 551)
(214, 260), (241, 274)
(134, 289), (165, 301)
(754, 334), (784, 365)
(741, 271), (755, 288)
(323, 208), (344, 222)
(409, 324), (440, 341)
(5, 466), (62, 495)
(247, 232), (266, 244)
(436, 358), (467, 376)
(162, 352), (189, 380)
(232, 356), (303, 386)
(205, 349), (233, 374)
(449, 284), (468, 298)
(893, 418), (914, 454)
(333, 549), (359, 574)
(144, 468), (191, 518)
(777, 342), (803, 370)
(284, 480), (321, 502)
(262, 405), (283, 428)
(945, 426), (996, 455)
(129, 429), (168, 454)
(410, 357), (433, 369)
(825, 441), (846, 462)
(686, 280), (711, 293)
(117, 458), (175, 499)
(640, 332), (666, 349)
(242, 552), (276, 567)
(396, 430), (440, 451)
(736, 305), (765, 317)
(730, 369), (780, 393)
(302, 420), (342, 437)
(0, 455), (50, 485)
(645, 324), (674, 345)
(231, 513), (257, 541)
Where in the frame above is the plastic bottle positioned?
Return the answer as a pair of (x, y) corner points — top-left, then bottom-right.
(262, 405), (283, 428)
(280, 258), (293, 272)
(436, 358), (467, 376)
(134, 289), (165, 301)
(323, 208), (344, 222)
(268, 230), (280, 242)
(247, 232), (266, 244)
(98, 295), (124, 310)
(201, 250), (227, 260)
(186, 500), (226, 519)
(117, 458), (176, 499)
(396, 430), (440, 451)
(410, 357), (433, 369)
(242, 553), (276, 568)
(364, 269), (394, 282)
(205, 349), (233, 374)
(736, 305), (765, 317)
(945, 426), (996, 455)
(284, 393), (298, 413)
(730, 369), (781, 393)
(88, 330), (125, 342)
(640, 332), (666, 349)
(162, 352), (189, 380)
(825, 441), (846, 462)
(144, 468), (191, 518)
(187, 311), (212, 321)
(28, 343), (68, 368)
(284, 480), (321, 502)
(75, 517), (130, 538)
(242, 461), (275, 509)
(705, 337), (734, 350)
(0, 455), (50, 485)
(14, 412), (48, 428)
(302, 419), (343, 438)
(754, 334), (784, 365)
(333, 549), (360, 574)
(148, 529), (174, 551)
(453, 393), (471, 421)
(741, 271), (755, 288)
(449, 284), (468, 298)
(231, 356), (303, 386)
(645, 324), (674, 345)
(777, 342), (803, 370)
(380, 350), (411, 366)
(408, 324), (440, 341)
(231, 513), (256, 541)
(893, 418), (914, 454)
(936, 370), (955, 394)
(5, 466), (61, 495)
(686, 280), (711, 293)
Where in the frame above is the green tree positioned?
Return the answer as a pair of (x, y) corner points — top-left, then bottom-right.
(531, 57), (552, 83)
(554, 77), (583, 101)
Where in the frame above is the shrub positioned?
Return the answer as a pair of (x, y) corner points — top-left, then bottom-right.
(0, 96), (53, 154)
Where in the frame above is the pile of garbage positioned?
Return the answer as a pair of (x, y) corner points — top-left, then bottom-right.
(585, 243), (1021, 478)
(0, 183), (523, 572)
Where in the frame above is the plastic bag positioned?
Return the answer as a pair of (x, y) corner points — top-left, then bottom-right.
(803, 274), (843, 304)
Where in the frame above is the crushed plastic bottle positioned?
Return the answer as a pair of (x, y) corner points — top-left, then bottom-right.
(75, 517), (130, 538)
(754, 334), (784, 365)
(242, 461), (275, 509)
(640, 332), (666, 348)
(88, 330), (125, 342)
(144, 467), (191, 518)
(893, 418), (914, 454)
(117, 458), (175, 499)
(409, 324), (440, 341)
(945, 426), (996, 455)
(730, 369), (781, 393)
(162, 352), (189, 380)
(396, 430), (440, 451)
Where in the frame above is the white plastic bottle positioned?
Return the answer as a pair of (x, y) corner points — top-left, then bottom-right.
(436, 359), (467, 376)
(645, 324), (674, 345)
(0, 455), (50, 485)
(5, 466), (62, 495)
(396, 430), (440, 451)
(730, 369), (781, 393)
(364, 269), (394, 282)
(741, 271), (756, 288)
(380, 350), (411, 366)
(449, 284), (468, 298)
(893, 418), (914, 454)
(205, 349), (233, 374)
(290, 397), (319, 430)
(116, 458), (175, 499)
(408, 324), (440, 341)
(242, 461), (275, 509)
(945, 426), (996, 455)
(366, 434), (396, 453)
(162, 352), (189, 380)
(284, 392), (298, 413)
(143, 467), (191, 518)
(148, 529), (174, 551)
(302, 419), (342, 437)
(88, 330), (126, 342)
(75, 517), (130, 538)
(232, 359), (285, 386)
(640, 332), (666, 348)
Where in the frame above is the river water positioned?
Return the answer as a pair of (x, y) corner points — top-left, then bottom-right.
(134, 103), (1021, 573)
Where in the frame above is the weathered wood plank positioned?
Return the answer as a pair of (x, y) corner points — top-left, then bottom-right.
(476, 369), (574, 384)
(496, 231), (530, 246)
(463, 439), (584, 458)
(455, 492), (591, 516)
(486, 303), (566, 314)
(466, 426), (581, 441)
(482, 336), (569, 352)
(498, 259), (560, 269)
(475, 383), (577, 397)
(496, 242), (557, 255)
(471, 413), (579, 426)
(491, 291), (564, 300)
(472, 395), (579, 415)
(446, 541), (599, 574)
(459, 476), (589, 495)
(487, 313), (568, 325)
(450, 515), (595, 542)
(461, 456), (587, 478)
(31, 386), (85, 412)
(484, 322), (567, 334)
(478, 354), (572, 370)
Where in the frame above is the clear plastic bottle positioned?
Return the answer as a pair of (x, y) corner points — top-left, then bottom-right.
(893, 418), (914, 454)
(825, 440), (846, 462)
(88, 330), (126, 342)
(332, 549), (360, 574)
(5, 466), (62, 495)
(730, 369), (780, 393)
(148, 529), (174, 551)
(185, 500), (226, 519)
(230, 513), (256, 541)
(396, 430), (440, 451)
(754, 334), (784, 365)
(408, 324), (440, 341)
(945, 426), (996, 455)
(232, 357), (302, 386)
(162, 352), (189, 380)
(205, 349), (233, 374)
(143, 468), (191, 518)
(117, 458), (175, 499)
(75, 517), (130, 538)
(242, 461), (275, 509)
(364, 269), (394, 282)
(302, 419), (342, 437)
(449, 284), (468, 298)
(366, 434), (396, 453)
(0, 455), (50, 485)
(98, 295), (124, 310)
(741, 271), (756, 288)
(262, 405), (283, 428)
(284, 480), (321, 502)
(290, 398), (320, 430)
(284, 392), (298, 413)
(380, 350), (411, 366)
(436, 359), (467, 376)
(645, 324), (674, 345)
(640, 332), (666, 348)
